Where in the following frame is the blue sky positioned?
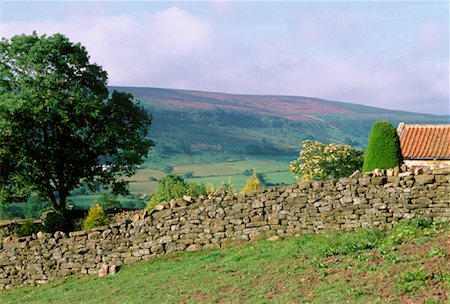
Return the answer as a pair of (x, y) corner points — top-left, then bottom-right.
(1, 1), (449, 115)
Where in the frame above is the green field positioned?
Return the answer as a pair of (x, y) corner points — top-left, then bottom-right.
(1, 220), (448, 303)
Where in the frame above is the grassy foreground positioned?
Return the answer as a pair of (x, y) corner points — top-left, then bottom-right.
(1, 220), (448, 304)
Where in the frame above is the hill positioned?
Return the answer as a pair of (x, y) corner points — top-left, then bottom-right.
(110, 86), (448, 154)
(96, 86), (448, 194)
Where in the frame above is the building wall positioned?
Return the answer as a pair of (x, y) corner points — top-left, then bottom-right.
(404, 159), (450, 170)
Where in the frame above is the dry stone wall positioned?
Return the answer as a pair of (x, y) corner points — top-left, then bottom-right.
(1, 168), (449, 289)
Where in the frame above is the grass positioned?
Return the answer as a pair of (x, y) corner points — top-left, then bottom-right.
(1, 220), (448, 303)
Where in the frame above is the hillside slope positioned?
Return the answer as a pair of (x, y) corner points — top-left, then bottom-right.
(110, 86), (448, 156)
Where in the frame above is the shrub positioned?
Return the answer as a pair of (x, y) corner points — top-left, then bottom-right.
(82, 204), (110, 230)
(362, 121), (403, 173)
(146, 175), (207, 211)
(42, 211), (72, 233)
(24, 195), (51, 219)
(207, 179), (235, 197)
(289, 140), (364, 182)
(0, 202), (13, 220)
(241, 172), (262, 194)
(15, 220), (41, 237)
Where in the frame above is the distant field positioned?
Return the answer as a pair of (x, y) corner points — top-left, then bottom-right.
(126, 158), (296, 195)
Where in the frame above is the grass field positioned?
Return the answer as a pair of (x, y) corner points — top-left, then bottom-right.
(126, 157), (296, 196)
(1, 220), (448, 303)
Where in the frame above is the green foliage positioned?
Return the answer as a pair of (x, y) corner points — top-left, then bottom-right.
(146, 175), (207, 211)
(293, 229), (384, 258)
(42, 212), (72, 234)
(241, 172), (262, 194)
(396, 268), (429, 294)
(362, 121), (403, 173)
(82, 204), (110, 230)
(96, 194), (122, 211)
(0, 32), (153, 213)
(0, 202), (13, 220)
(207, 178), (235, 197)
(289, 140), (364, 182)
(387, 218), (435, 245)
(15, 220), (41, 237)
(24, 195), (51, 219)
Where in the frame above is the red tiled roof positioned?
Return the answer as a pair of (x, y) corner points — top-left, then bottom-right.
(397, 123), (450, 160)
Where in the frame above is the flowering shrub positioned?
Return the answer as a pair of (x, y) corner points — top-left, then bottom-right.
(289, 140), (364, 182)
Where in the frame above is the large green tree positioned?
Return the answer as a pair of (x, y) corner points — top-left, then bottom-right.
(362, 121), (403, 173)
(0, 32), (153, 212)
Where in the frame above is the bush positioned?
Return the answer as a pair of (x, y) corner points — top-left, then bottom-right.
(42, 212), (72, 234)
(146, 175), (207, 211)
(241, 172), (262, 194)
(0, 202), (13, 220)
(15, 220), (41, 237)
(362, 121), (403, 173)
(289, 140), (364, 182)
(82, 204), (110, 230)
(24, 195), (51, 219)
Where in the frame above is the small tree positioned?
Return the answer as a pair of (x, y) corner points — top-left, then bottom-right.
(82, 204), (110, 230)
(241, 172), (262, 194)
(289, 140), (364, 182)
(362, 121), (403, 173)
(146, 175), (207, 211)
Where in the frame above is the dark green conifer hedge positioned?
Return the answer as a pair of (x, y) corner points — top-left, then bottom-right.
(362, 121), (403, 173)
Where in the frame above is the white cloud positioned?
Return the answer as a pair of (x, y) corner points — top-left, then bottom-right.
(1, 4), (448, 115)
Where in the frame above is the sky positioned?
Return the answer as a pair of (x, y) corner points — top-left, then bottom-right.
(1, 1), (449, 115)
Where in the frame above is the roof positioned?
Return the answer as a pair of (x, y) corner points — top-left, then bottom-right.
(397, 123), (450, 160)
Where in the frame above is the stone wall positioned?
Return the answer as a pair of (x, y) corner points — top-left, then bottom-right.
(1, 168), (449, 290)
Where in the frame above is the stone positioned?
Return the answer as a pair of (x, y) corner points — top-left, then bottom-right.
(432, 167), (450, 175)
(131, 214), (140, 222)
(98, 264), (109, 277)
(109, 265), (117, 276)
(398, 172), (411, 178)
(183, 195), (193, 203)
(36, 231), (45, 239)
(386, 168), (394, 177)
(298, 182), (311, 190)
(414, 167), (424, 175)
(155, 204), (166, 211)
(267, 236), (279, 241)
(349, 170), (362, 179)
(415, 175), (435, 186)
(186, 244), (200, 251)
(373, 169), (385, 177)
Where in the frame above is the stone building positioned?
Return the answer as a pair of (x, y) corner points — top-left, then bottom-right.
(397, 122), (450, 169)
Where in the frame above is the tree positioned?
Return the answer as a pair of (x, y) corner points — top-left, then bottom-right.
(0, 32), (153, 213)
(241, 171), (262, 194)
(362, 121), (403, 173)
(289, 140), (364, 182)
(145, 175), (207, 211)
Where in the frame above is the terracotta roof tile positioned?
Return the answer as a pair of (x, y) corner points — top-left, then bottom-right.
(397, 124), (450, 159)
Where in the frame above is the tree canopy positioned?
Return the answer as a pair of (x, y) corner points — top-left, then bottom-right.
(0, 32), (153, 212)
(362, 121), (403, 173)
(289, 140), (364, 182)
